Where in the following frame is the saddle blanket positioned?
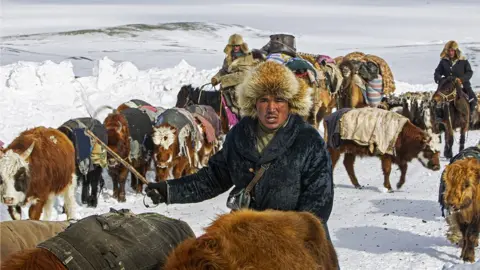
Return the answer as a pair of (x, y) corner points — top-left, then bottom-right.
(340, 107), (409, 155)
(121, 108), (155, 160)
(186, 105), (220, 143)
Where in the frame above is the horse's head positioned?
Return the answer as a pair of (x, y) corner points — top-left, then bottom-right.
(152, 124), (177, 169)
(103, 112), (130, 167)
(176, 85), (197, 108)
(443, 158), (480, 216)
(432, 77), (462, 103)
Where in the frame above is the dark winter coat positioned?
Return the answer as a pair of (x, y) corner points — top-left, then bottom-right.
(434, 58), (473, 89)
(166, 114), (334, 226)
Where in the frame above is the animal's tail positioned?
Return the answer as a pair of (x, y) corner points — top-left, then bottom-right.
(73, 79), (116, 130)
(92, 105), (116, 120)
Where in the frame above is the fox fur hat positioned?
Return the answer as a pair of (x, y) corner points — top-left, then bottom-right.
(440, 40), (466, 60)
(236, 61), (313, 118)
(224, 33), (249, 55)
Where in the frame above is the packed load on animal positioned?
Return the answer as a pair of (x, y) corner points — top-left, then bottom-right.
(58, 118), (108, 176)
(186, 104), (222, 166)
(117, 99), (166, 125)
(323, 107), (440, 192)
(341, 51), (396, 96)
(1, 208), (196, 270)
(296, 52), (343, 94)
(58, 118), (108, 208)
(326, 107), (409, 155)
(0, 220), (71, 264)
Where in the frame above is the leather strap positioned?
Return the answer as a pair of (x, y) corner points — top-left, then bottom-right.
(245, 163), (271, 194)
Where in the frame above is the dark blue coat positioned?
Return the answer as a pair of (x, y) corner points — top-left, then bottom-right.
(434, 58), (473, 89)
(165, 114), (334, 226)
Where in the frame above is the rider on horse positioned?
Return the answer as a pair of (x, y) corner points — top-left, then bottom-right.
(434, 40), (477, 122)
(211, 33), (259, 118)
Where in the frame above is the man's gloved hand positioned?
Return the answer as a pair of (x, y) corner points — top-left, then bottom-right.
(145, 182), (167, 204)
(211, 77), (219, 86)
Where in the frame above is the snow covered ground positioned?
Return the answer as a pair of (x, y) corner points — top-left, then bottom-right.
(1, 1), (480, 269)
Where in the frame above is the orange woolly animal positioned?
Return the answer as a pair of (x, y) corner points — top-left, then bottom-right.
(163, 209), (339, 270)
(443, 157), (480, 262)
(0, 127), (77, 221)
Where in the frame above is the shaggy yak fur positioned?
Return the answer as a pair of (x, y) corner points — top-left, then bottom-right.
(442, 157), (480, 262)
(0, 127), (77, 221)
(163, 209), (339, 270)
(325, 120), (441, 192)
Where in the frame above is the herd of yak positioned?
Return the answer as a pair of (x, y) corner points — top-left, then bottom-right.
(0, 54), (480, 268)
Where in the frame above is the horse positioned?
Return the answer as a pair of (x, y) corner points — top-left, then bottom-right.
(432, 77), (470, 159)
(176, 85), (231, 135)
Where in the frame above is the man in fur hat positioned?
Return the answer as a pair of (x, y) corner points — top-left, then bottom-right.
(434, 40), (477, 117)
(146, 61), (335, 246)
(211, 34), (259, 116)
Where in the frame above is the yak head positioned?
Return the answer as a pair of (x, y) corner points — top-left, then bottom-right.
(152, 124), (177, 170)
(0, 142), (34, 206)
(443, 158), (480, 216)
(416, 129), (441, 171)
(104, 112), (130, 167)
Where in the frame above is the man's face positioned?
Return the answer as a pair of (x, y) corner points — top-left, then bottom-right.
(233, 45), (241, 53)
(255, 95), (290, 129)
(448, 48), (456, 59)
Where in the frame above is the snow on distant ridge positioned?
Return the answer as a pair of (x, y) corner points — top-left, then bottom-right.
(0, 57), (218, 143)
(0, 56), (436, 143)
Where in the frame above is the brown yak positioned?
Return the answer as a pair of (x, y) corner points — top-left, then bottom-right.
(324, 107), (441, 192)
(0, 127), (77, 220)
(103, 107), (154, 202)
(163, 209), (339, 270)
(442, 157), (480, 263)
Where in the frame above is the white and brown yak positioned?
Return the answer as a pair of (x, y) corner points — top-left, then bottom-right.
(152, 108), (203, 181)
(0, 127), (77, 220)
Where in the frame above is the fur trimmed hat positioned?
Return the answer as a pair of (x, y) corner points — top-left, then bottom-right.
(236, 61), (313, 118)
(224, 34), (249, 55)
(440, 40), (466, 60)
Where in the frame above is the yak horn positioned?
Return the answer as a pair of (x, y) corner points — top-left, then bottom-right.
(20, 142), (35, 160)
(116, 121), (123, 133)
